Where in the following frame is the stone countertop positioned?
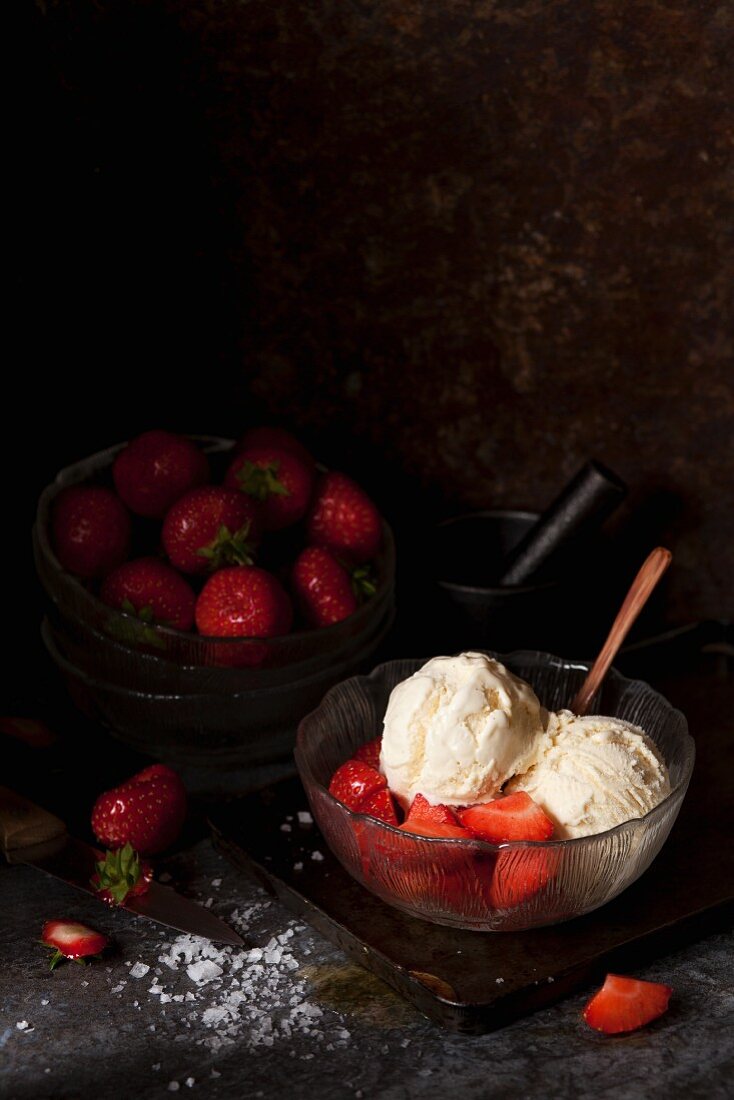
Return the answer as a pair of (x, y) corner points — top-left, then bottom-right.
(1, 838), (732, 1100)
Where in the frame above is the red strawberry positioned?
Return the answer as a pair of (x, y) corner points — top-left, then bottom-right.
(307, 471), (382, 563)
(113, 430), (208, 518)
(90, 843), (153, 906)
(399, 819), (472, 840)
(328, 759), (386, 810)
(236, 427), (314, 469)
(162, 486), (261, 575)
(292, 546), (358, 627)
(405, 793), (461, 828)
(91, 763), (187, 856)
(486, 846), (560, 909)
(458, 792), (554, 843)
(583, 974), (673, 1035)
(41, 920), (108, 970)
(51, 485), (131, 579)
(100, 557), (196, 631)
(195, 565), (293, 638)
(358, 788), (399, 825)
(353, 737), (382, 770)
(225, 446), (313, 531)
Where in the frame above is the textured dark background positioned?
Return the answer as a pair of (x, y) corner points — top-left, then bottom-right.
(13, 0), (734, 626)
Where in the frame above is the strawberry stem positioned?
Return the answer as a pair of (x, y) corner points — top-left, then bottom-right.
(236, 461), (289, 501)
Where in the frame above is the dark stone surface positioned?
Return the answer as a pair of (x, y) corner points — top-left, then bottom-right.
(1, 840), (733, 1100)
(19, 0), (734, 625)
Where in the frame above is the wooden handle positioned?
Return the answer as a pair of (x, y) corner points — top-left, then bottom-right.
(571, 547), (672, 716)
(0, 786), (67, 864)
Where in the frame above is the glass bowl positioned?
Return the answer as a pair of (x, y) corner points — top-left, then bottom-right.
(33, 436), (395, 689)
(295, 652), (695, 931)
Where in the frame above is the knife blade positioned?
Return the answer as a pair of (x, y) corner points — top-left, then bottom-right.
(1, 785), (243, 947)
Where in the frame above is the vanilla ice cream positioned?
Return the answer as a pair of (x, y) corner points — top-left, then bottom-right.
(507, 710), (670, 838)
(380, 652), (547, 809)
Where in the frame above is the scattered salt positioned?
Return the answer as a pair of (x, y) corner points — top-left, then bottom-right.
(111, 983), (126, 994)
(280, 823), (292, 833)
(40, 999), (49, 1006)
(130, 962), (150, 979)
(495, 977), (505, 984)
(297, 811), (313, 825)
(204, 898), (213, 909)
(311, 851), (324, 862)
(186, 960), (223, 985)
(16, 1021), (29, 1030)
(211, 878), (221, 888)
(293, 862), (303, 871)
(185, 1078), (195, 1088)
(168, 1083), (180, 1092)
(152, 1064), (160, 1072)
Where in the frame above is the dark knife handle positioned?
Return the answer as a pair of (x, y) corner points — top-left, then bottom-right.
(0, 786), (68, 864)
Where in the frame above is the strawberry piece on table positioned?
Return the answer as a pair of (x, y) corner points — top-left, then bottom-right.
(113, 429), (209, 519)
(225, 445), (313, 531)
(358, 788), (399, 825)
(90, 842), (153, 906)
(236, 426), (314, 469)
(458, 792), (554, 843)
(195, 565), (293, 638)
(307, 471), (382, 563)
(328, 759), (386, 810)
(583, 974), (673, 1034)
(100, 557), (197, 632)
(51, 485), (131, 579)
(41, 920), (108, 970)
(292, 546), (359, 627)
(162, 486), (261, 575)
(353, 737), (382, 770)
(91, 764), (187, 856)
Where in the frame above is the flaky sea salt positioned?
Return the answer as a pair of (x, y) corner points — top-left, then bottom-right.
(130, 962), (150, 979)
(311, 851), (324, 862)
(187, 960), (223, 985)
(297, 811), (312, 825)
(16, 1021), (29, 1030)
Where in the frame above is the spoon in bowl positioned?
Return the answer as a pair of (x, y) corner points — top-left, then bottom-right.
(570, 546), (672, 716)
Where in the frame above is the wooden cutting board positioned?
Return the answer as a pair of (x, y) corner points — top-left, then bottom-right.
(208, 630), (733, 1033)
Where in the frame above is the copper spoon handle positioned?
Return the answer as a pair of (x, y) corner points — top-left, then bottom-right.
(571, 546), (672, 716)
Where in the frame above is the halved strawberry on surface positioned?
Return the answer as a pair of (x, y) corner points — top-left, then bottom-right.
(458, 792), (554, 843)
(583, 974), (673, 1035)
(328, 759), (386, 811)
(41, 920), (108, 970)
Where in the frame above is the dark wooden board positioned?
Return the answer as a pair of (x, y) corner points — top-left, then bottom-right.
(209, 629), (734, 1033)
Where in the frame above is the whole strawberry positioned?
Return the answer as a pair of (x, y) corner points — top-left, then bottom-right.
(224, 445), (313, 531)
(307, 471), (382, 563)
(235, 426), (314, 470)
(100, 557), (196, 631)
(113, 430), (209, 518)
(162, 486), (261, 575)
(195, 565), (293, 637)
(293, 546), (375, 627)
(91, 764), (187, 855)
(51, 485), (131, 579)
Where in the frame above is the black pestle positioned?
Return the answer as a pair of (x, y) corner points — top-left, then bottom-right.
(499, 460), (627, 587)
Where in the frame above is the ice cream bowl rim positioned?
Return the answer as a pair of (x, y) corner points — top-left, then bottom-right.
(295, 650), (695, 857)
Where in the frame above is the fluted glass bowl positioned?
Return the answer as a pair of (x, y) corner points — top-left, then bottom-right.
(295, 652), (694, 931)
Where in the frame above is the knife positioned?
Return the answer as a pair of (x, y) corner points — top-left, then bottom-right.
(0, 785), (243, 947)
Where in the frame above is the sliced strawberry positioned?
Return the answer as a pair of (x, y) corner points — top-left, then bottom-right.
(583, 974), (673, 1034)
(353, 737), (382, 770)
(405, 793), (460, 828)
(90, 843), (153, 906)
(328, 759), (386, 810)
(399, 819), (472, 840)
(358, 788), (398, 826)
(41, 920), (108, 970)
(486, 846), (560, 909)
(458, 792), (554, 843)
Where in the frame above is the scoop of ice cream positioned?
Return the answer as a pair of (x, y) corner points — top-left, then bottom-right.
(379, 652), (547, 809)
(506, 710), (670, 838)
